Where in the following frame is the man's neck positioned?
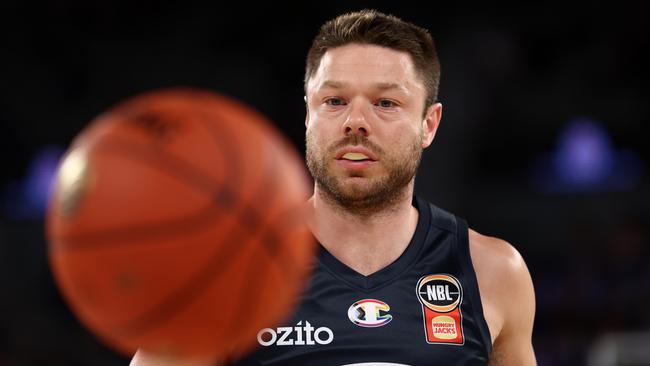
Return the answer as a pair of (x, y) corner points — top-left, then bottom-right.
(308, 183), (419, 276)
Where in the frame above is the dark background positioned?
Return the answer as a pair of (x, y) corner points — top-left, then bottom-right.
(1, 2), (649, 365)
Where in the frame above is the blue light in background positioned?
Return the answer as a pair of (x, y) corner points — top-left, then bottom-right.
(2, 145), (64, 220)
(553, 119), (614, 186)
(531, 118), (643, 193)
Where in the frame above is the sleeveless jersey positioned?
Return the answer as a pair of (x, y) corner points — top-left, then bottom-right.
(232, 196), (492, 365)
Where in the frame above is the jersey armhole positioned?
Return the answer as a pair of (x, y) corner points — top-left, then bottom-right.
(455, 217), (493, 358)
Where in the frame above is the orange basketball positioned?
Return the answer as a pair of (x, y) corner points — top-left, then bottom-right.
(46, 88), (316, 360)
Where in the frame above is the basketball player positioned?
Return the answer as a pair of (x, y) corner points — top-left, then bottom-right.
(132, 9), (535, 366)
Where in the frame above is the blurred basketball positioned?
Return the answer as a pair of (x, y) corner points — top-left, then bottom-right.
(46, 88), (316, 360)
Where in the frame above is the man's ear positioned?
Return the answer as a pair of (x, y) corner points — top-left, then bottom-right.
(304, 95), (310, 128)
(421, 102), (442, 148)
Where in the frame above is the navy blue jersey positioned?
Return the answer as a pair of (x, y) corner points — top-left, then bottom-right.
(233, 196), (492, 365)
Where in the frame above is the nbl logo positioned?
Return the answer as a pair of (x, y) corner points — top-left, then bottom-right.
(417, 275), (462, 312)
(416, 274), (465, 345)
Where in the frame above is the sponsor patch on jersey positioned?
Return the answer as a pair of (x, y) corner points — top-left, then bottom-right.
(257, 320), (334, 346)
(415, 274), (465, 345)
(348, 299), (393, 327)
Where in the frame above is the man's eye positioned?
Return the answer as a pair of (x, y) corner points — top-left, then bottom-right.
(325, 98), (345, 106)
(377, 99), (396, 108)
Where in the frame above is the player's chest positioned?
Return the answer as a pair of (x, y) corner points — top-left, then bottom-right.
(250, 270), (488, 365)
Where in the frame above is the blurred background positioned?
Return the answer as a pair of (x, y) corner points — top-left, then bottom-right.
(1, 1), (648, 365)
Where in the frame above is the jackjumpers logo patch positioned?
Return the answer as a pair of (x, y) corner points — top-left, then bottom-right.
(416, 274), (464, 345)
(347, 299), (393, 328)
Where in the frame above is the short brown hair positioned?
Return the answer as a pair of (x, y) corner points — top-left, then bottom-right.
(304, 9), (441, 110)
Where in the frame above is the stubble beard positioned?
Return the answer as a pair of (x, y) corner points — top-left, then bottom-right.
(306, 132), (423, 215)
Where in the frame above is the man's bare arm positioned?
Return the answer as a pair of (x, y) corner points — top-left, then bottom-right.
(470, 230), (536, 366)
(488, 249), (535, 365)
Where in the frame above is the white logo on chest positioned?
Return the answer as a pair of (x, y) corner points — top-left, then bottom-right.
(257, 321), (334, 346)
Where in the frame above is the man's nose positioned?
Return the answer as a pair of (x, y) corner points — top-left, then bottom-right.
(342, 103), (371, 137)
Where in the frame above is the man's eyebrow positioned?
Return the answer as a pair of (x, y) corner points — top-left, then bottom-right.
(321, 80), (345, 89)
(374, 82), (408, 93)
(320, 80), (408, 93)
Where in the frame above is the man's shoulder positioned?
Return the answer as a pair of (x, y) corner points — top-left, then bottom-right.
(468, 229), (528, 277)
(467, 229), (533, 301)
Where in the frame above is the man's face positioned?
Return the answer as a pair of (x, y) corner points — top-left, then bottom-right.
(305, 43), (435, 212)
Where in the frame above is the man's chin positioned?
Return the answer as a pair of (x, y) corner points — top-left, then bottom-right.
(336, 177), (377, 194)
(314, 172), (404, 211)
(332, 180), (389, 204)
